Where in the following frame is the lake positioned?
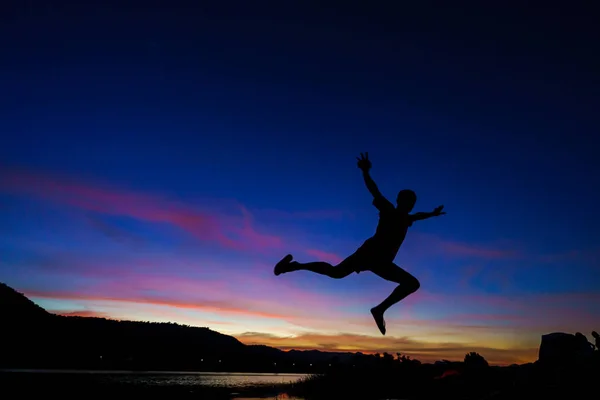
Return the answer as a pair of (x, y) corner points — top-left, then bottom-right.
(1, 370), (308, 399)
(1, 369), (308, 387)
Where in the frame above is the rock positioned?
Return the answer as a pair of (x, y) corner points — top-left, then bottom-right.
(538, 332), (578, 364)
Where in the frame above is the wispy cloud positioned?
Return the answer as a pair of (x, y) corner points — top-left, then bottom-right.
(439, 240), (520, 259)
(299, 236), (518, 267)
(305, 249), (343, 265)
(0, 167), (282, 253)
(15, 250), (359, 326)
(27, 288), (291, 320)
(409, 233), (521, 260)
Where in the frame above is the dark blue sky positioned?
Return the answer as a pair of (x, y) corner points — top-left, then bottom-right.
(1, 1), (598, 363)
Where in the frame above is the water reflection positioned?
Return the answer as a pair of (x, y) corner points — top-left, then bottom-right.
(1, 370), (307, 388)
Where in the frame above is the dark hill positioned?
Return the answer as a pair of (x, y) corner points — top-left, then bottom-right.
(0, 282), (376, 372)
(0, 282), (52, 323)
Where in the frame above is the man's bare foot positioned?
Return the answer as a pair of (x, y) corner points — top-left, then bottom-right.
(371, 307), (386, 335)
(274, 254), (293, 276)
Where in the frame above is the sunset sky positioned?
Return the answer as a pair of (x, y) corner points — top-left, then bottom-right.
(1, 2), (598, 365)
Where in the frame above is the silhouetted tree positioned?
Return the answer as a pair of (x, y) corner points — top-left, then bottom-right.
(464, 352), (489, 369)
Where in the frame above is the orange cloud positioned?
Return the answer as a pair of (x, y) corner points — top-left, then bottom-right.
(236, 332), (538, 365)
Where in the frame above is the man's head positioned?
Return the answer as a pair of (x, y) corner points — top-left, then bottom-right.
(396, 189), (417, 213)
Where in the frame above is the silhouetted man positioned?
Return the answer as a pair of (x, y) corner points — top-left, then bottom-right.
(274, 152), (445, 335)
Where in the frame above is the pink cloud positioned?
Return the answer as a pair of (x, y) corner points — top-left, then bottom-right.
(26, 288), (291, 320)
(25, 282), (368, 331)
(305, 249), (344, 265)
(438, 240), (519, 259)
(413, 234), (598, 267)
(409, 232), (520, 260)
(0, 167), (282, 253)
(16, 249), (361, 326)
(32, 246), (351, 305)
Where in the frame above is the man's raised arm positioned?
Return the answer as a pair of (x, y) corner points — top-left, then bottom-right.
(357, 152), (384, 199)
(362, 169), (383, 199)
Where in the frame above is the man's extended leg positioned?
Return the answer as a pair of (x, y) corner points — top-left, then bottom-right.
(274, 252), (360, 279)
(369, 263), (420, 335)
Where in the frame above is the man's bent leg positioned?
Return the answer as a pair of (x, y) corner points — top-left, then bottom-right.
(372, 262), (420, 311)
(274, 252), (361, 279)
(369, 263), (420, 335)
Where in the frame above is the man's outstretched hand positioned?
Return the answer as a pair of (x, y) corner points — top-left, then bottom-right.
(357, 152), (372, 172)
(432, 205), (446, 216)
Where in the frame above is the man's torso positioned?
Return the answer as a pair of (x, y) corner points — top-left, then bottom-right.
(360, 206), (412, 261)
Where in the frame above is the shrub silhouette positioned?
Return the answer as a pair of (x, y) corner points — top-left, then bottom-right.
(464, 352), (489, 369)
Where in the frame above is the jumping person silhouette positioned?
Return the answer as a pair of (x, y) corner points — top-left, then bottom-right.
(274, 152), (445, 335)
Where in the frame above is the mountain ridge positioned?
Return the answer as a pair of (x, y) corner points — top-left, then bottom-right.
(0, 282), (371, 371)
